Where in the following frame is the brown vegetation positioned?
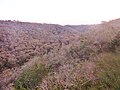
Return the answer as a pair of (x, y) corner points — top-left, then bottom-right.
(0, 19), (120, 90)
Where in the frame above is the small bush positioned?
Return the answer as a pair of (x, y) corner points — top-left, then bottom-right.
(14, 63), (48, 90)
(96, 53), (120, 89)
(16, 54), (31, 66)
(0, 63), (3, 73)
(69, 45), (94, 60)
(108, 32), (120, 52)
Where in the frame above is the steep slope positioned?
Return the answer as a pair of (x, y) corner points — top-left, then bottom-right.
(0, 20), (81, 73)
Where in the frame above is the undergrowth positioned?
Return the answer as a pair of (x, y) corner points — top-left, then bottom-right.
(14, 62), (49, 90)
(43, 53), (120, 90)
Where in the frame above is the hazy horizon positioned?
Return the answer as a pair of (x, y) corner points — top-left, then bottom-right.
(0, 0), (120, 25)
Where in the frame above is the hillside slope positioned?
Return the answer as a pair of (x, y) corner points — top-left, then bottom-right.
(0, 19), (120, 90)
